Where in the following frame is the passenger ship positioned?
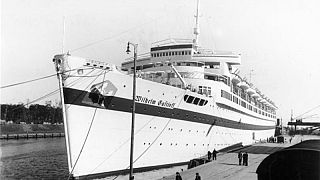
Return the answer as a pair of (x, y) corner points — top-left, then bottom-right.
(53, 1), (277, 178)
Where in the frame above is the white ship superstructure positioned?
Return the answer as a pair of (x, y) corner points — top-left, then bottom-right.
(53, 1), (277, 178)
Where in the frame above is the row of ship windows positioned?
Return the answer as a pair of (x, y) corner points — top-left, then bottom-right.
(183, 95), (208, 106)
(143, 142), (231, 146)
(221, 90), (276, 119)
(130, 61), (203, 71)
(151, 50), (192, 58)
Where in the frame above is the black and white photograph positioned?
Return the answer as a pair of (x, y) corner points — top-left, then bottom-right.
(1, 0), (320, 179)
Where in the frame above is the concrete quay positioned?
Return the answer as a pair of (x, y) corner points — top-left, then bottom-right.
(159, 135), (319, 180)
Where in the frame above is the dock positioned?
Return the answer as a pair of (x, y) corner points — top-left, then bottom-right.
(0, 132), (65, 140)
(159, 135), (319, 180)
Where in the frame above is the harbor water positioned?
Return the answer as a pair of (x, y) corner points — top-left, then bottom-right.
(0, 138), (187, 179)
(0, 138), (69, 179)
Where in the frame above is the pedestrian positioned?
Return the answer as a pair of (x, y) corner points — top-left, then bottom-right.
(176, 172), (182, 180)
(238, 151), (242, 165)
(207, 151), (212, 161)
(212, 149), (218, 160)
(289, 137), (292, 143)
(243, 152), (248, 166)
(195, 172), (201, 180)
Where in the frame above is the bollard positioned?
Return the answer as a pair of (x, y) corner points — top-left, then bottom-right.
(7, 134), (9, 140)
(59, 133), (61, 137)
(35, 133), (38, 139)
(17, 134), (19, 139)
(26, 133), (29, 139)
(52, 133), (54, 138)
(44, 133), (46, 138)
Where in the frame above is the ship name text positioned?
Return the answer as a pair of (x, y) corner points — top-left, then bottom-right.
(135, 96), (176, 109)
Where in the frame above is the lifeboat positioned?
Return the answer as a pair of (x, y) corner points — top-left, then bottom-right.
(260, 99), (267, 104)
(231, 76), (241, 84)
(246, 88), (255, 95)
(238, 82), (249, 90)
(252, 93), (260, 98)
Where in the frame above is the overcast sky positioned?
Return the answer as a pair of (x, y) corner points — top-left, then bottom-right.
(1, 0), (320, 123)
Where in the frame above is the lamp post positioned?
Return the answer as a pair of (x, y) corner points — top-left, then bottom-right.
(126, 42), (138, 180)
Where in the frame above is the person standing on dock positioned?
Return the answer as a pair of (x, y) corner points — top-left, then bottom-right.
(243, 152), (248, 166)
(212, 149), (218, 160)
(207, 151), (212, 161)
(238, 151), (243, 165)
(176, 172), (182, 180)
(195, 172), (201, 180)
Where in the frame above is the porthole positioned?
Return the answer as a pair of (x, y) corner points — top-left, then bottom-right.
(148, 90), (150, 92)
(123, 85), (126, 87)
(160, 143), (162, 146)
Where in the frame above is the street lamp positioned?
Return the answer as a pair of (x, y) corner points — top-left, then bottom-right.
(126, 41), (138, 180)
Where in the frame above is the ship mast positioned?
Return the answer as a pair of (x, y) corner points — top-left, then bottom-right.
(193, 0), (200, 50)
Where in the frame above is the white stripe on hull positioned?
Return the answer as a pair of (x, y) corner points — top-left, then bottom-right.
(65, 104), (274, 177)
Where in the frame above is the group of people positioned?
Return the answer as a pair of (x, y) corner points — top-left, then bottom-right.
(176, 172), (201, 180)
(207, 149), (218, 161)
(237, 151), (248, 166)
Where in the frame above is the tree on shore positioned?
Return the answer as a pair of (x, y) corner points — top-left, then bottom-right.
(0, 104), (63, 124)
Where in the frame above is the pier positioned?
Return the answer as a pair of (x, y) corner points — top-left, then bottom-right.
(0, 132), (65, 140)
(159, 135), (320, 180)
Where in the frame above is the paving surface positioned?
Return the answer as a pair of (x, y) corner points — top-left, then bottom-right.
(159, 135), (318, 180)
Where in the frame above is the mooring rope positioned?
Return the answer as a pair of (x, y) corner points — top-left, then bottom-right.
(67, 108), (98, 180)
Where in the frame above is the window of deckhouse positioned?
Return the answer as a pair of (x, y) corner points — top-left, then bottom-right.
(199, 86), (212, 96)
